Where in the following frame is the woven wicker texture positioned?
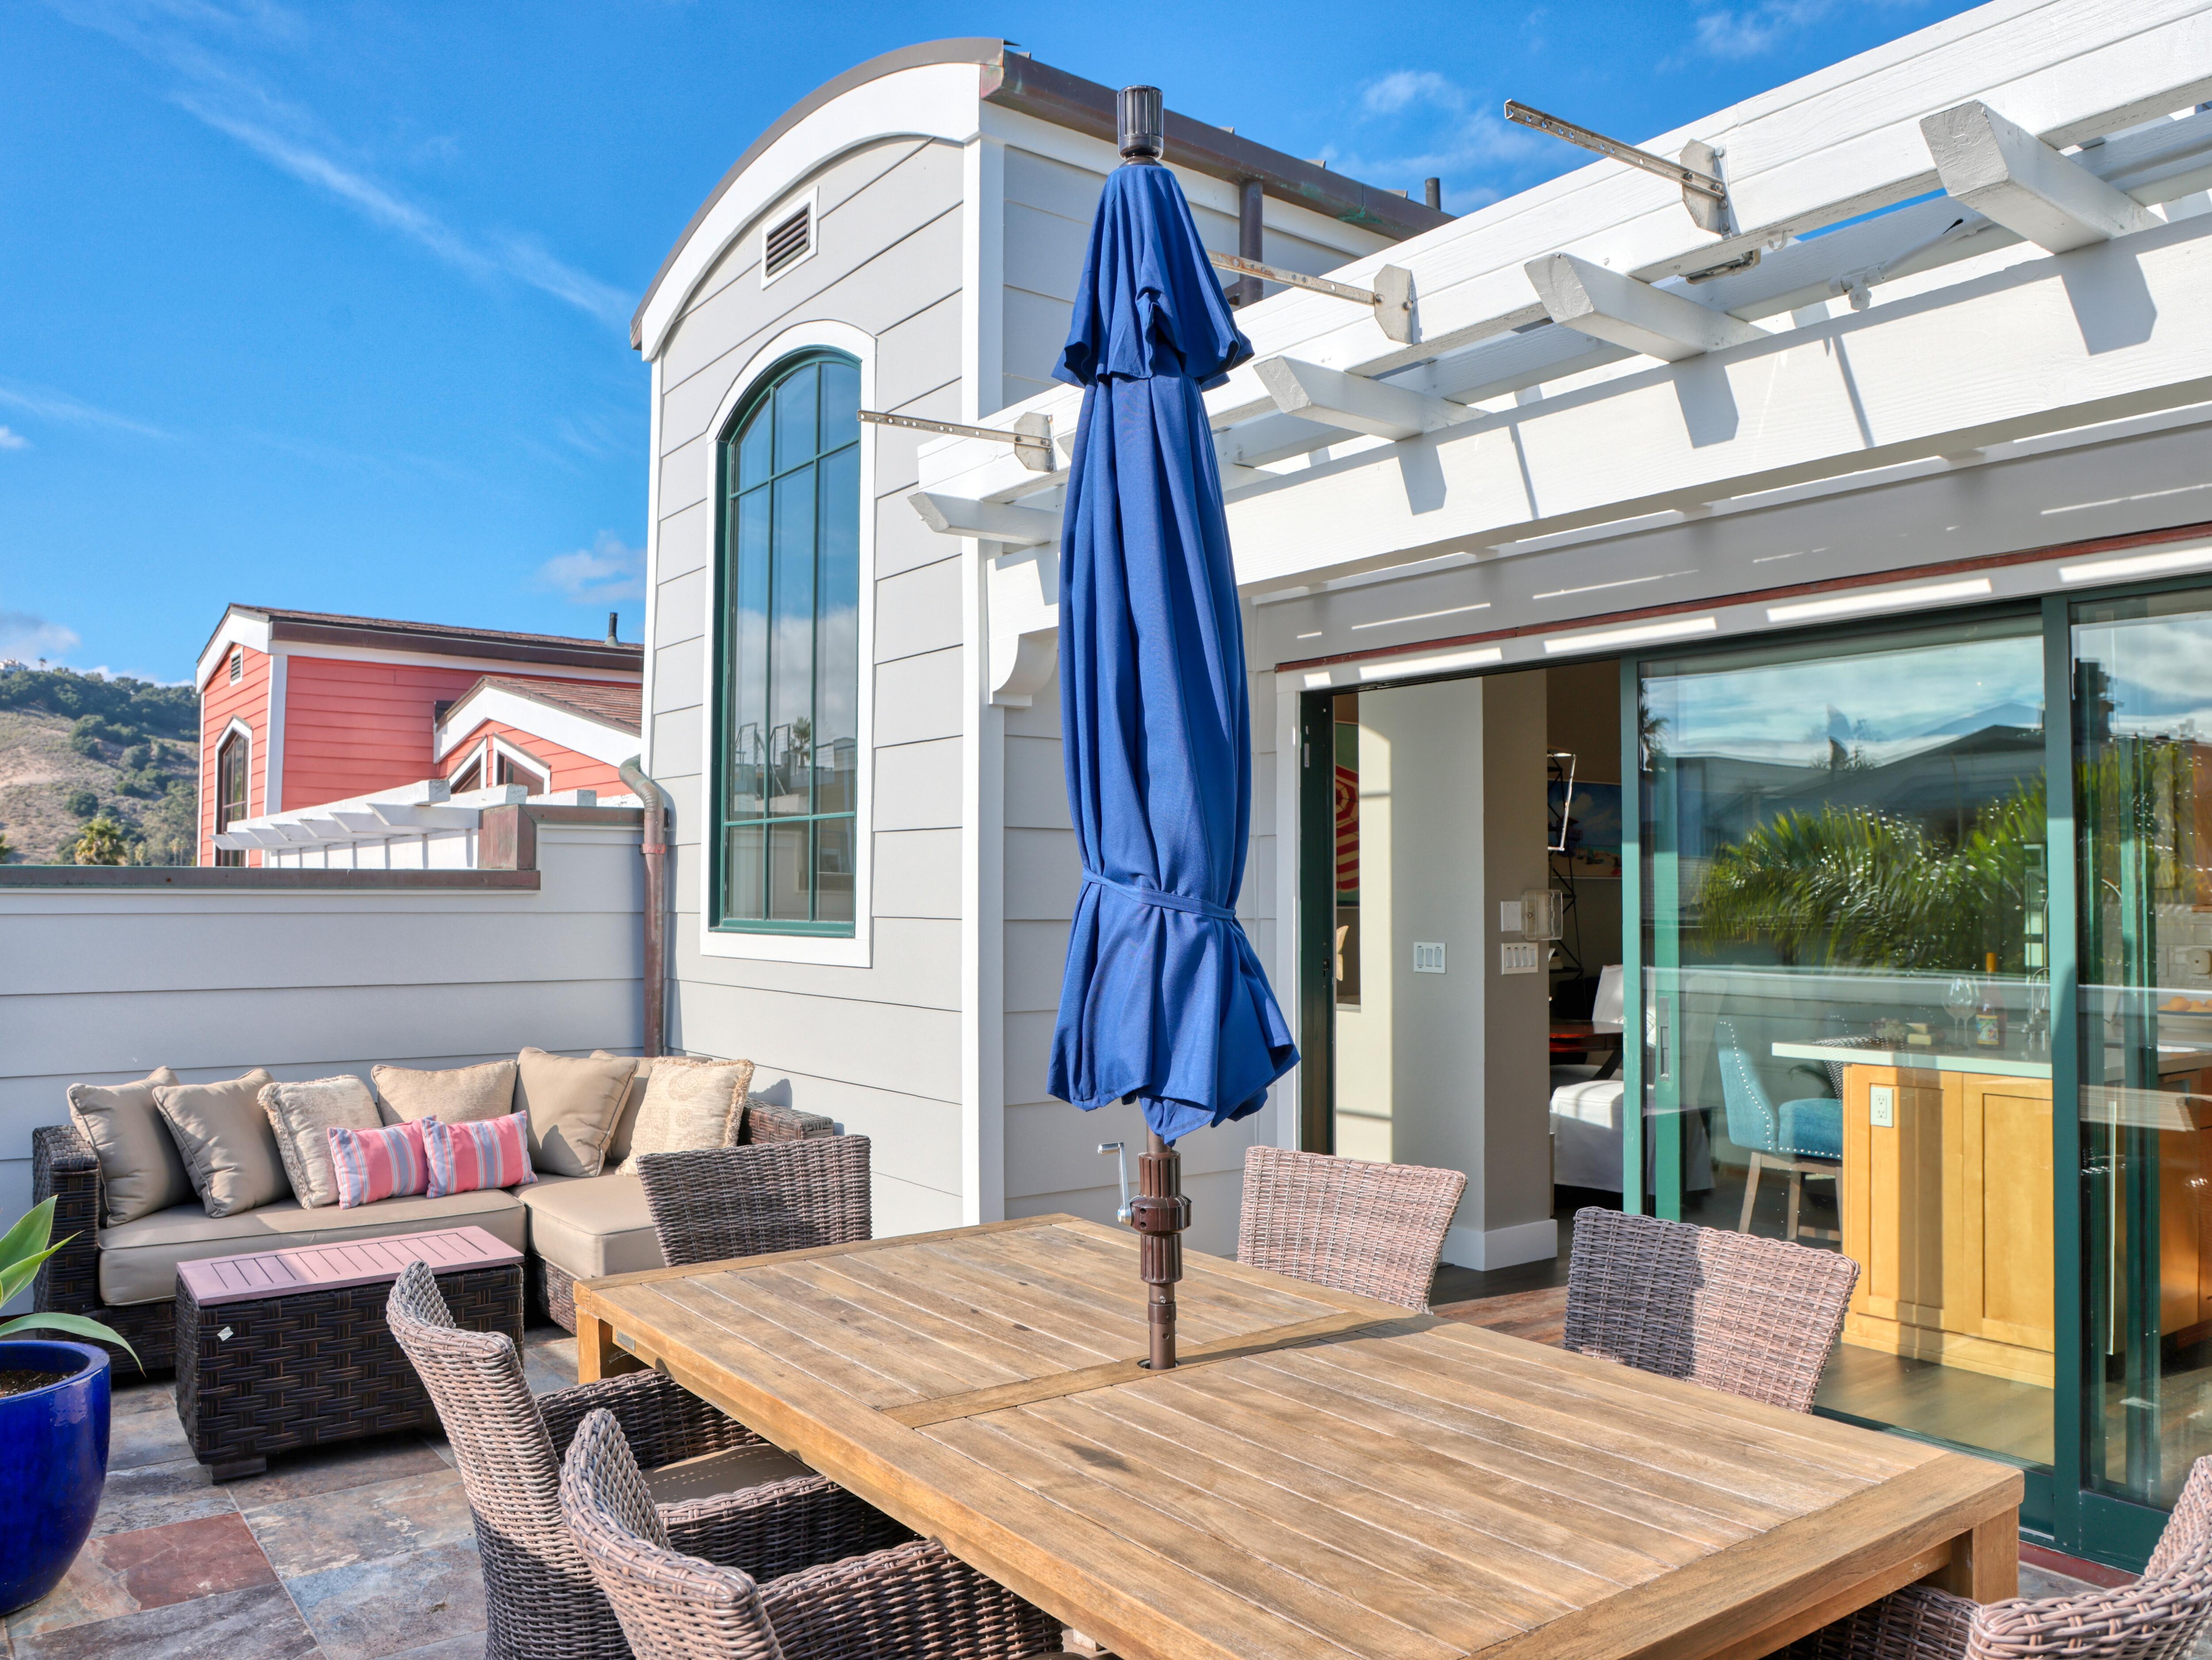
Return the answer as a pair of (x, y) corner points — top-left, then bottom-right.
(1236, 1146), (1467, 1312)
(638, 1136), (872, 1270)
(177, 1259), (520, 1472)
(1563, 1207), (1860, 1414)
(1786, 1456), (2212, 1660)
(33, 1123), (177, 1370)
(561, 1407), (1064, 1660)
(386, 1259), (901, 1660)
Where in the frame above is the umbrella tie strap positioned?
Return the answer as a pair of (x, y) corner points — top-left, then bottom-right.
(1083, 872), (1237, 922)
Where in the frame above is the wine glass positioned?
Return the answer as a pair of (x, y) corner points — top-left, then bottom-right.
(1945, 976), (1977, 1049)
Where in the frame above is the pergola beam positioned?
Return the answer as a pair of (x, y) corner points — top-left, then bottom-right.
(1525, 253), (1768, 361)
(1922, 100), (2160, 253)
(1253, 357), (1467, 440)
(909, 492), (1059, 547)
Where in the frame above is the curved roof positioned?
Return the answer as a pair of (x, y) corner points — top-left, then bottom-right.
(630, 38), (1450, 350)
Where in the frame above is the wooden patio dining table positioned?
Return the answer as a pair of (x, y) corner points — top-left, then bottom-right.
(572, 1214), (2022, 1660)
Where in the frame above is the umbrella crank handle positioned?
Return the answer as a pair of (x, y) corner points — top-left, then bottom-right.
(1098, 1141), (1133, 1224)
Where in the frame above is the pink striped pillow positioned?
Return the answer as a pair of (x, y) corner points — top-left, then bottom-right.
(326, 1120), (429, 1208)
(422, 1111), (536, 1198)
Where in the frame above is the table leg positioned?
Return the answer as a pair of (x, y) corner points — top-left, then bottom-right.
(576, 1308), (645, 1383)
(1922, 1513), (2019, 1602)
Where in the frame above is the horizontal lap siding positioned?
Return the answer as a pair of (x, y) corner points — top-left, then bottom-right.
(654, 136), (968, 1231)
(279, 657), (486, 810)
(199, 646), (271, 865)
(0, 826), (642, 1292)
(443, 718), (630, 795)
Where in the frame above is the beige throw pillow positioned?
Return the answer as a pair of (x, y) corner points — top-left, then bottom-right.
(154, 1069), (284, 1218)
(590, 1051), (645, 1167)
(373, 1060), (517, 1127)
(67, 1066), (188, 1226)
(260, 1076), (381, 1209)
(515, 1049), (631, 1177)
(630, 1057), (754, 1164)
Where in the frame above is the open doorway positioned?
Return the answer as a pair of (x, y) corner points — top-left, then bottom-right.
(1307, 657), (1632, 1299)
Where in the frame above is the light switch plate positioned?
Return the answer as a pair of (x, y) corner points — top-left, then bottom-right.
(1870, 1085), (1895, 1128)
(1499, 900), (1525, 934)
(1412, 941), (1447, 974)
(1500, 941), (1541, 975)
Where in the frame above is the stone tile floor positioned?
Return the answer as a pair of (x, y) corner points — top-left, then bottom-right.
(0, 1312), (2147, 1658)
(0, 1325), (579, 1660)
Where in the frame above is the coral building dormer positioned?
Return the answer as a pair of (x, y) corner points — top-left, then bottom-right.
(195, 605), (642, 866)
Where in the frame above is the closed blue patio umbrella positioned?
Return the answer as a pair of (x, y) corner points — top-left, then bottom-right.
(1047, 87), (1298, 1369)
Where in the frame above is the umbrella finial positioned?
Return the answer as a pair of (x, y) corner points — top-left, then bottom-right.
(1118, 85), (1163, 164)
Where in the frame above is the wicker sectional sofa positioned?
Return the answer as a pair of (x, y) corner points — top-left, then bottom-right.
(32, 1095), (832, 1371)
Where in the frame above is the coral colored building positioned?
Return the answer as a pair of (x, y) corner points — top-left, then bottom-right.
(195, 607), (642, 865)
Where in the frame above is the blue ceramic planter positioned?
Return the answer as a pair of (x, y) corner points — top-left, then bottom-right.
(0, 1341), (110, 1617)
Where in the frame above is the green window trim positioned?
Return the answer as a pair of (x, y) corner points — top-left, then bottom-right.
(710, 348), (862, 935)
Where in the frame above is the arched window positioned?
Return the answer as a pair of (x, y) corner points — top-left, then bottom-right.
(714, 349), (860, 932)
(214, 728), (249, 867)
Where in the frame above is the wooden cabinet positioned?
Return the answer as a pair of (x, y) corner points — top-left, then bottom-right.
(1837, 1060), (2212, 1386)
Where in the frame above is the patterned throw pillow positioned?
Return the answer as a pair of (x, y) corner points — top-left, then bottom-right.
(422, 1111), (536, 1199)
(326, 1120), (430, 1209)
(627, 1057), (754, 1163)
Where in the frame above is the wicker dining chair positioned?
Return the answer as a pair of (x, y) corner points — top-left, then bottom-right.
(637, 1134), (873, 1268)
(1786, 1455), (2212, 1660)
(1563, 1207), (1860, 1414)
(1238, 1146), (1467, 1312)
(387, 1260), (908, 1660)
(561, 1406), (1069, 1660)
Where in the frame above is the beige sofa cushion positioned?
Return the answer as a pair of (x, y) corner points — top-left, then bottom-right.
(631, 1057), (753, 1163)
(96, 1187), (528, 1306)
(154, 1070), (283, 1218)
(67, 1066), (187, 1226)
(260, 1076), (381, 1209)
(515, 1049), (630, 1177)
(373, 1059), (516, 1126)
(591, 1053), (645, 1167)
(517, 1172), (664, 1282)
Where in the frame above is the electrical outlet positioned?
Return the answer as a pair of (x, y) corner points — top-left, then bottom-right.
(1412, 941), (1447, 974)
(2182, 946), (2212, 977)
(1870, 1085), (1895, 1129)
(1500, 941), (1540, 975)
(1499, 900), (1525, 934)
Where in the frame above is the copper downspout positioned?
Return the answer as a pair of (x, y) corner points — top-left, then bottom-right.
(618, 758), (667, 1058)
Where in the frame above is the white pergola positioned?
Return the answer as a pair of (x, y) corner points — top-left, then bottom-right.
(910, 0), (2212, 702)
(212, 779), (620, 868)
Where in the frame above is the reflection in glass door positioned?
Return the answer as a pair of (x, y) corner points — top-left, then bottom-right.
(2074, 591), (2212, 1510)
(1639, 617), (2054, 1472)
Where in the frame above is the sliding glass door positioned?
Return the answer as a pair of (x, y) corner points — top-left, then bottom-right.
(1637, 616), (2055, 1474)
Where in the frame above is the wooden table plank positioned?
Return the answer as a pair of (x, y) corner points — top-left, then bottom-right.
(573, 1214), (2022, 1660)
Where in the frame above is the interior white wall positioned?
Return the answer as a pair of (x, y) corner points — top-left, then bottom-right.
(1356, 671), (1557, 1271)
(1334, 707), (1393, 1161)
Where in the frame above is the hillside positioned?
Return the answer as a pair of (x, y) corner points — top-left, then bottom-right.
(0, 666), (200, 865)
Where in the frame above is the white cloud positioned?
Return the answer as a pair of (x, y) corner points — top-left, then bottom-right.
(1323, 68), (1545, 211)
(48, 0), (630, 326)
(1689, 0), (1929, 59)
(0, 610), (84, 662)
(0, 427), (26, 450)
(0, 380), (167, 439)
(535, 532), (645, 604)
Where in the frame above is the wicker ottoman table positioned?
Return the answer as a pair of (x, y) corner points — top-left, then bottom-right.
(175, 1225), (523, 1480)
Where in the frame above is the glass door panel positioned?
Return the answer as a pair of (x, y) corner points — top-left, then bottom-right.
(2074, 590), (2212, 1509)
(1640, 617), (2052, 1467)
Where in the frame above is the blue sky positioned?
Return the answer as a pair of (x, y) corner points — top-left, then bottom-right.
(1, 0), (1972, 685)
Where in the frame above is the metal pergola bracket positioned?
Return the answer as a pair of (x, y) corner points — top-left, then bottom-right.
(858, 409), (1056, 472)
(1206, 252), (1415, 343)
(1505, 100), (1731, 234)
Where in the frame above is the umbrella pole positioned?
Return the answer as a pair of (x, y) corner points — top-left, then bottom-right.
(1132, 1129), (1190, 1368)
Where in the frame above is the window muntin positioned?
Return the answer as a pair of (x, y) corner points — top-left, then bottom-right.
(715, 351), (860, 933)
(494, 749), (545, 795)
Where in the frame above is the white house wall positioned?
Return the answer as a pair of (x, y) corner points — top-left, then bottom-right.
(0, 824), (643, 1289)
(649, 133), (971, 1237)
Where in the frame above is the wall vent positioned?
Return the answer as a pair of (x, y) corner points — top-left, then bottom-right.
(762, 201), (813, 283)
(228, 646), (243, 684)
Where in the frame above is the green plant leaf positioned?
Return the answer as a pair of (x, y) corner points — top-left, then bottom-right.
(0, 1197), (56, 1275)
(0, 1310), (141, 1369)
(0, 1239), (67, 1306)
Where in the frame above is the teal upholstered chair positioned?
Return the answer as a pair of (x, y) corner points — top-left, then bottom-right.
(1714, 1019), (1842, 1243)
